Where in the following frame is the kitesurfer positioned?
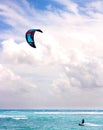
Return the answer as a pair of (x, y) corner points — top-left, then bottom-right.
(82, 119), (85, 124)
(79, 119), (85, 126)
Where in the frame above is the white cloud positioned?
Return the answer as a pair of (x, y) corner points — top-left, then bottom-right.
(0, 0), (103, 108)
(86, 1), (103, 13)
(53, 0), (79, 14)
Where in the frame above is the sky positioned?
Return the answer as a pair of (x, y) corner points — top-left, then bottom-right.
(0, 0), (103, 109)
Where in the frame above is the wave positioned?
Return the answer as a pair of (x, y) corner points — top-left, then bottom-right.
(12, 117), (28, 120)
(1, 109), (103, 115)
(0, 115), (28, 120)
(32, 111), (103, 115)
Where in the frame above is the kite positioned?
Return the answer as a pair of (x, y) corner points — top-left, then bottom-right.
(25, 29), (43, 48)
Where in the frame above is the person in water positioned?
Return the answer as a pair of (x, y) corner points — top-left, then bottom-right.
(79, 119), (85, 126)
(81, 119), (85, 124)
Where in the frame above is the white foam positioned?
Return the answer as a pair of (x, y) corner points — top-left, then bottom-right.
(0, 115), (27, 120)
(85, 123), (103, 127)
(12, 117), (28, 120)
(33, 111), (103, 115)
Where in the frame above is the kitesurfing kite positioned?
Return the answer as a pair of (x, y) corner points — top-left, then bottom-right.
(25, 29), (43, 48)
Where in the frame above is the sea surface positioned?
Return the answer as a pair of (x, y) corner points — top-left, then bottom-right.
(0, 109), (103, 130)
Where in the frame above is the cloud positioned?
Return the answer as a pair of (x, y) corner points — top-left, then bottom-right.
(52, 0), (79, 14)
(0, 0), (103, 108)
(86, 1), (103, 13)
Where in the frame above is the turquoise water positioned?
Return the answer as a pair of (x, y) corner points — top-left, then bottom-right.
(0, 110), (103, 130)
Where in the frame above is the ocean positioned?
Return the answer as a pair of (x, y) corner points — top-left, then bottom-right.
(0, 109), (103, 130)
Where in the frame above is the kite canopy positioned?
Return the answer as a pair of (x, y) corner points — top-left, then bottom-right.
(25, 29), (43, 48)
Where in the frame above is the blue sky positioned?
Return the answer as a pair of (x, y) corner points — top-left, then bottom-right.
(0, 0), (97, 35)
(1, 0), (103, 109)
